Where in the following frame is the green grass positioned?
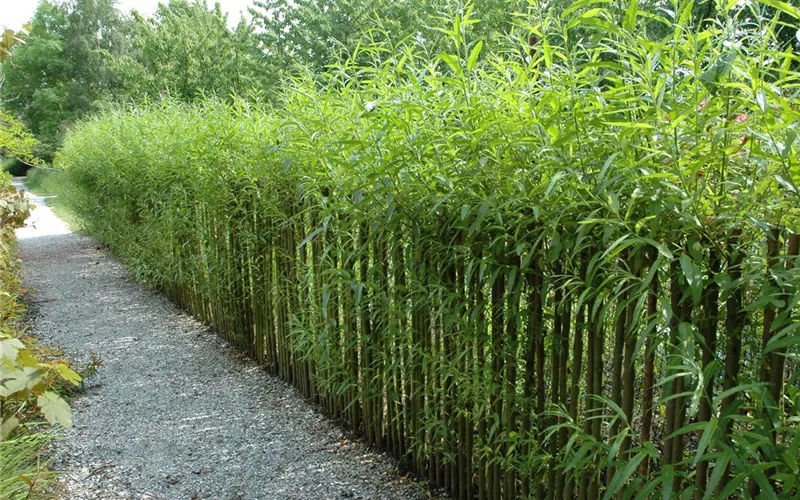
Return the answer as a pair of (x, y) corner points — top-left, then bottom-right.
(0, 430), (59, 500)
(23, 168), (81, 231)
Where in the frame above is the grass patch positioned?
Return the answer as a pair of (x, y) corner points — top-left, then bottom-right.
(23, 168), (80, 231)
(0, 431), (59, 500)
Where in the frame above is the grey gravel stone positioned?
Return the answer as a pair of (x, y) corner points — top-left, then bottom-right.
(14, 181), (430, 500)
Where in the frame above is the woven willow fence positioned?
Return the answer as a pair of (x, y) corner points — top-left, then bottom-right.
(60, 3), (799, 497)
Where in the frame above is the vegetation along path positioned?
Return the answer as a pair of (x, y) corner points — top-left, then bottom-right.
(13, 179), (426, 499)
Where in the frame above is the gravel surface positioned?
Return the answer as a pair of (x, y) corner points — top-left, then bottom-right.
(13, 179), (428, 500)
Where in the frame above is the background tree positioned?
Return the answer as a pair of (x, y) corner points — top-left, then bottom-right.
(0, 0), (132, 160)
(249, 0), (525, 72)
(127, 0), (268, 101)
(1, 0), (268, 160)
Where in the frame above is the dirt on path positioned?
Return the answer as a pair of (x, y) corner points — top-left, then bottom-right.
(13, 178), (427, 500)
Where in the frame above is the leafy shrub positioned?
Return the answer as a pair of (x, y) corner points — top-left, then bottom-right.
(0, 110), (39, 169)
(59, 1), (800, 497)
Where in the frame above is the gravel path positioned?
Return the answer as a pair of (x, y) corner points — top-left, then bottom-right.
(13, 179), (427, 500)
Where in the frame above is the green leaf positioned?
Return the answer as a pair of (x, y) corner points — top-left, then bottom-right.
(0, 337), (25, 362)
(602, 121), (654, 129)
(623, 0), (638, 31)
(775, 174), (797, 193)
(37, 391), (72, 428)
(604, 451), (646, 499)
(467, 41), (483, 71)
(713, 382), (763, 406)
(783, 449), (799, 473)
(543, 39), (552, 68)
(679, 254), (703, 304)
(55, 363), (82, 386)
(439, 53), (463, 77)
(0, 366), (46, 397)
(561, 0), (612, 18)
(724, 0), (740, 10)
(704, 451), (731, 499)
(579, 8), (606, 19)
(693, 417), (717, 466)
(0, 416), (19, 439)
(758, 0), (800, 19)
(756, 88), (767, 113)
(699, 49), (738, 86)
(298, 226), (324, 248)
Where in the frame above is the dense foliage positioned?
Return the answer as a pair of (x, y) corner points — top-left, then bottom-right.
(0, 0), (263, 160)
(0, 0), (132, 159)
(59, 1), (800, 497)
(0, 110), (39, 168)
(127, 0), (266, 101)
(7, 0), (796, 161)
(249, 0), (524, 70)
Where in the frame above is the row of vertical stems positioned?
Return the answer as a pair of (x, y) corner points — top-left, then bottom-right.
(159, 195), (798, 499)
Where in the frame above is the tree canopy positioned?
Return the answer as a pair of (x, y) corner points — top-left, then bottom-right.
(249, 0), (525, 70)
(1, 0), (265, 161)
(128, 0), (266, 101)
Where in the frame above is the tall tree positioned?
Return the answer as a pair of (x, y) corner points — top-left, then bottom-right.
(249, 0), (525, 72)
(0, 0), (132, 160)
(127, 0), (268, 101)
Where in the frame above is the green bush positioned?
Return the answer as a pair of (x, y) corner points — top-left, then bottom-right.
(59, 1), (800, 497)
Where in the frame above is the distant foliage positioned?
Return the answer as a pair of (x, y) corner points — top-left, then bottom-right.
(0, 0), (132, 160)
(0, 0), (266, 160)
(249, 0), (525, 70)
(127, 0), (267, 101)
(60, 0), (800, 497)
(4, 0), (799, 164)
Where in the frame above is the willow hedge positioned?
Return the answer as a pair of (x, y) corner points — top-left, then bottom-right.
(58, 2), (800, 498)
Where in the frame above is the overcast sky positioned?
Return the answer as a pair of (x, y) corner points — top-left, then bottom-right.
(1, 0), (256, 31)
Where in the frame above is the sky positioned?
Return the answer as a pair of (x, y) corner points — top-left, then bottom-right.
(1, 0), (256, 31)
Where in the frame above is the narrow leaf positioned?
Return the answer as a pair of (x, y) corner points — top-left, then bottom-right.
(467, 41), (483, 71)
